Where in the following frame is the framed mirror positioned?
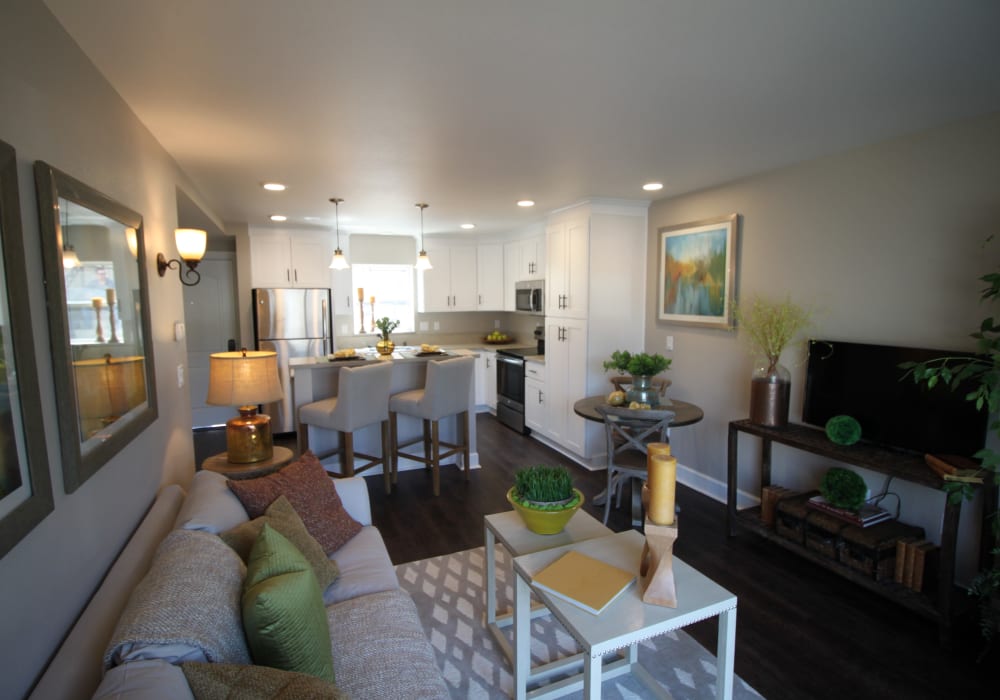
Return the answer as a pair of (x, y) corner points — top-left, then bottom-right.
(0, 139), (53, 558)
(34, 161), (157, 493)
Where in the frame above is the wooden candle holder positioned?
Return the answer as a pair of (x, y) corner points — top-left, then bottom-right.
(639, 516), (678, 608)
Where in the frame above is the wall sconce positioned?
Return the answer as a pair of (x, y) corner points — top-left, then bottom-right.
(205, 348), (284, 463)
(415, 202), (432, 270)
(328, 197), (349, 270)
(157, 228), (207, 286)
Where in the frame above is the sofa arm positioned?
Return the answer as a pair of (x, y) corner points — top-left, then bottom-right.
(332, 476), (372, 526)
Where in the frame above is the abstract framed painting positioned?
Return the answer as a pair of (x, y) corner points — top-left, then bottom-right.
(0, 139), (53, 559)
(657, 213), (739, 329)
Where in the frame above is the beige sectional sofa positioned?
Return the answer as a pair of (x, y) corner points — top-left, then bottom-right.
(29, 467), (449, 699)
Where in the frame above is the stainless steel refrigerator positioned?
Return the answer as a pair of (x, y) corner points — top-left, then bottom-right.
(252, 288), (332, 433)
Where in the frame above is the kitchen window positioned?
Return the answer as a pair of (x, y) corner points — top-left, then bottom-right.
(351, 263), (415, 334)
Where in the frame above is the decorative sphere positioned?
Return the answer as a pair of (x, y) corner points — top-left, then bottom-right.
(825, 415), (861, 446)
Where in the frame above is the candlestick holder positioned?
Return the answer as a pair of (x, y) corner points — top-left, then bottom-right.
(358, 302), (364, 335)
(370, 301), (375, 332)
(639, 515), (678, 608)
(92, 298), (105, 343)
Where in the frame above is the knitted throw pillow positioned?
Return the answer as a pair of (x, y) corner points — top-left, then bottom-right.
(221, 495), (340, 590)
(227, 452), (362, 554)
(242, 525), (335, 683)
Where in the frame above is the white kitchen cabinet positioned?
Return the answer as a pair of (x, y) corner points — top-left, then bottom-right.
(545, 216), (588, 319)
(484, 350), (498, 410)
(418, 242), (478, 312)
(543, 319), (587, 453)
(249, 229), (334, 289)
(503, 235), (545, 310)
(331, 236), (353, 316)
(524, 359), (546, 433)
(476, 243), (504, 311)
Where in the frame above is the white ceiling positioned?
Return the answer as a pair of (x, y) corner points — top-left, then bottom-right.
(43, 0), (1000, 239)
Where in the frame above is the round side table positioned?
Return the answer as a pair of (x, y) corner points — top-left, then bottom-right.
(201, 445), (294, 480)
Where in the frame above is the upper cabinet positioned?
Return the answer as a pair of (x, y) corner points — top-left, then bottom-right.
(249, 229), (334, 289)
(476, 242), (504, 311)
(546, 215), (589, 319)
(418, 241), (478, 312)
(503, 235), (545, 310)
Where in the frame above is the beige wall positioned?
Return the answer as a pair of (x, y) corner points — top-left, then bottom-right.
(646, 112), (1000, 581)
(0, 2), (209, 696)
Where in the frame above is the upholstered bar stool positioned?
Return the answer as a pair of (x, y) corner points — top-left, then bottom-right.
(298, 362), (394, 493)
(389, 356), (475, 496)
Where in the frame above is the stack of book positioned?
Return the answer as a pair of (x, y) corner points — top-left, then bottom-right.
(894, 538), (939, 592)
(532, 550), (635, 615)
(806, 496), (893, 528)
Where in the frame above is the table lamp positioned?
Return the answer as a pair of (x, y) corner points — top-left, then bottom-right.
(206, 349), (284, 463)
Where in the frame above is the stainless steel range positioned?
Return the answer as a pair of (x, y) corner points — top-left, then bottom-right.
(496, 346), (537, 434)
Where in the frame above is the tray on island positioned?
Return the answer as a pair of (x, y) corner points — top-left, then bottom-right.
(328, 355), (364, 362)
(483, 337), (514, 345)
(416, 351), (448, 357)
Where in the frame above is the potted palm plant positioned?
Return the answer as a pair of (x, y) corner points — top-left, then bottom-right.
(734, 297), (812, 427)
(603, 350), (671, 407)
(374, 317), (400, 356)
(507, 465), (584, 534)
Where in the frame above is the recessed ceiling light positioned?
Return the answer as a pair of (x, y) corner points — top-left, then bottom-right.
(270, 215), (287, 222)
(517, 200), (535, 208)
(642, 182), (664, 192)
(460, 223), (476, 230)
(262, 182), (286, 191)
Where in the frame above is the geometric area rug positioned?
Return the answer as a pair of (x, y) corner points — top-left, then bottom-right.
(396, 546), (764, 699)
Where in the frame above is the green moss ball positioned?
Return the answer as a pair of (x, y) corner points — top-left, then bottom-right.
(825, 415), (861, 446)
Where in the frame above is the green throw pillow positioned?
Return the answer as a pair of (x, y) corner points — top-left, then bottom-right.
(243, 524), (335, 683)
(222, 495), (340, 590)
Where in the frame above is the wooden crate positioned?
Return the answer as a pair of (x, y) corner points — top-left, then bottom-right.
(804, 509), (851, 561)
(839, 519), (925, 582)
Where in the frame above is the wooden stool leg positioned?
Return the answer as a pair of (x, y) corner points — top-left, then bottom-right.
(341, 431), (355, 477)
(459, 410), (470, 481)
(380, 420), (391, 494)
(430, 419), (440, 496)
(389, 412), (399, 483)
(422, 419), (432, 469)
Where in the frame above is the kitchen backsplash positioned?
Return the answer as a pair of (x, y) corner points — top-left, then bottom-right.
(334, 311), (540, 349)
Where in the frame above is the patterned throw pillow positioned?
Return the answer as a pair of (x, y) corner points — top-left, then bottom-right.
(221, 495), (340, 590)
(181, 662), (346, 700)
(227, 452), (362, 554)
(242, 525), (335, 683)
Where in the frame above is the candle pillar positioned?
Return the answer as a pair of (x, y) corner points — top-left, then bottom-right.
(647, 453), (676, 525)
(357, 287), (365, 333)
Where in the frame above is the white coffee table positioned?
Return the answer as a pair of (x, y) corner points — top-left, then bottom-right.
(484, 509), (612, 668)
(512, 529), (738, 700)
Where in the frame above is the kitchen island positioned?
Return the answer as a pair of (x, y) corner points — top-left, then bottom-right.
(289, 347), (480, 479)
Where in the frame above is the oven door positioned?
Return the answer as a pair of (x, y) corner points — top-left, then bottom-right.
(496, 353), (525, 405)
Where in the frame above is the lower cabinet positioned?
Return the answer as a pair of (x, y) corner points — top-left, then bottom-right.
(541, 320), (587, 453)
(475, 350), (498, 410)
(525, 360), (546, 434)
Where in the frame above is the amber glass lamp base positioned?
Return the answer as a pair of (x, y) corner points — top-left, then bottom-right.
(226, 405), (274, 463)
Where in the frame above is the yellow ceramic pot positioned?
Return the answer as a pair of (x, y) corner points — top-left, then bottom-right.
(507, 487), (584, 535)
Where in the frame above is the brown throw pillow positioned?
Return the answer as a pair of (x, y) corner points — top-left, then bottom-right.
(221, 495), (340, 590)
(181, 662), (347, 700)
(227, 452), (362, 554)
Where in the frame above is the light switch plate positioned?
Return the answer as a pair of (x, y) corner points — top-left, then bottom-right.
(176, 364), (184, 388)
(174, 321), (185, 341)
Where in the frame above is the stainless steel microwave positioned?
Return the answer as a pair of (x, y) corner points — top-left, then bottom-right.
(515, 280), (544, 314)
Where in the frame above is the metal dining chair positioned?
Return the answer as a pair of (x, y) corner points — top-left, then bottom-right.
(595, 403), (675, 525)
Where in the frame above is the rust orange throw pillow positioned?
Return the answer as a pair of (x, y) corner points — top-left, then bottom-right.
(227, 452), (362, 554)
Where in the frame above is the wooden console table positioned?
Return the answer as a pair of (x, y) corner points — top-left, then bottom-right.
(726, 419), (982, 643)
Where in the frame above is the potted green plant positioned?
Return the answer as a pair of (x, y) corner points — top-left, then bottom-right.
(374, 317), (400, 356)
(602, 350), (671, 407)
(507, 464), (584, 535)
(734, 296), (812, 427)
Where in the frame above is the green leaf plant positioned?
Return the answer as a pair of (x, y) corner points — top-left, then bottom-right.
(900, 258), (1000, 655)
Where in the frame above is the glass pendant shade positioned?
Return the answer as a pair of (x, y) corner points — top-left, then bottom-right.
(415, 250), (433, 270)
(328, 197), (349, 269)
(415, 202), (432, 269)
(62, 245), (81, 269)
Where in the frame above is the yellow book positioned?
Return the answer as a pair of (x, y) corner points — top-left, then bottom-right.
(532, 550), (635, 615)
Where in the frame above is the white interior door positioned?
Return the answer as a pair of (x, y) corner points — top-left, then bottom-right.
(185, 252), (239, 428)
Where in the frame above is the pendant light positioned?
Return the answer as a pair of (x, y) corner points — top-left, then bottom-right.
(415, 202), (432, 270)
(328, 197), (349, 270)
(61, 200), (81, 269)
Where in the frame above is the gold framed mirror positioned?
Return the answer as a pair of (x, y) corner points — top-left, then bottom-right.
(34, 162), (157, 492)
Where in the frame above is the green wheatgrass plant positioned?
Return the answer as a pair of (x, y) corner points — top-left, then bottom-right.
(512, 465), (579, 508)
(735, 297), (812, 374)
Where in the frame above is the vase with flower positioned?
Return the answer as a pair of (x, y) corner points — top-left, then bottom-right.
(374, 317), (400, 356)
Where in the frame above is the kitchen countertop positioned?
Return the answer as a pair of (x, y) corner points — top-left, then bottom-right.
(289, 346), (476, 368)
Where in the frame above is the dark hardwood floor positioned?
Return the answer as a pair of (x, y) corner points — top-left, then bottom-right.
(195, 415), (995, 699)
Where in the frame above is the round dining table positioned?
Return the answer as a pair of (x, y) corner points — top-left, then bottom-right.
(573, 395), (704, 526)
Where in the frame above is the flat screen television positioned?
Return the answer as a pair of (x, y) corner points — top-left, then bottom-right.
(802, 339), (988, 458)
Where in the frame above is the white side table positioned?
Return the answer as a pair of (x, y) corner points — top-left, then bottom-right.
(483, 510), (611, 667)
(513, 529), (738, 700)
